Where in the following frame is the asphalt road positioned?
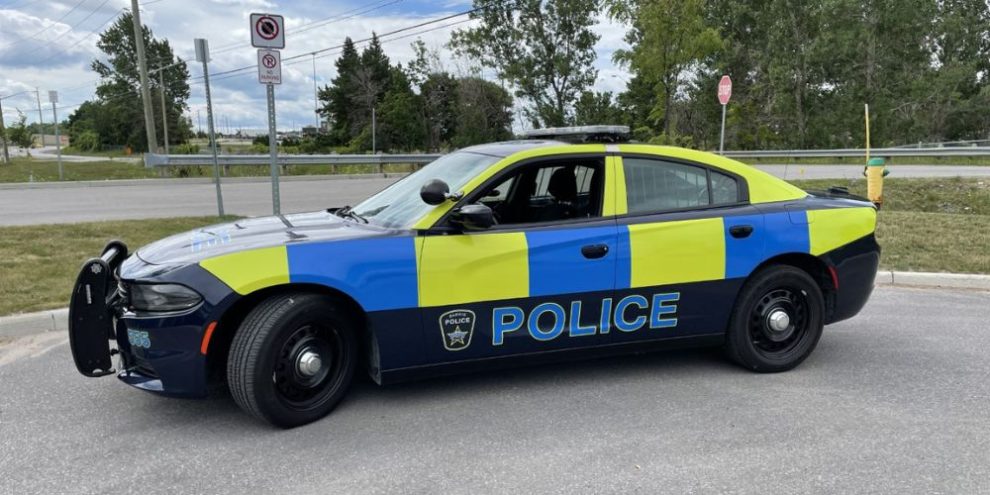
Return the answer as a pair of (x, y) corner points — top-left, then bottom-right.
(2, 164), (990, 226)
(1, 286), (988, 494)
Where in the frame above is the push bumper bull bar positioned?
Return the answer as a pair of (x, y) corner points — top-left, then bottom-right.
(68, 240), (128, 377)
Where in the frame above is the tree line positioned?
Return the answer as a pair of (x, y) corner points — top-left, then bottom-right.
(54, 1), (990, 154)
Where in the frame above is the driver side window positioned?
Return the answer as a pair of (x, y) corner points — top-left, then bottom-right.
(477, 158), (605, 226)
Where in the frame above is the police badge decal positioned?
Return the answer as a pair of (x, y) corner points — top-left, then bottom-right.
(439, 310), (475, 351)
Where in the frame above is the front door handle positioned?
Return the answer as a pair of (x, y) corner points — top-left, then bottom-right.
(729, 225), (754, 239)
(581, 244), (609, 259)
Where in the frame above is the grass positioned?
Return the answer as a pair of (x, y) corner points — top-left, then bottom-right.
(0, 158), (158, 182)
(787, 177), (990, 274)
(0, 216), (239, 316)
(0, 157), (417, 183)
(742, 156), (990, 166)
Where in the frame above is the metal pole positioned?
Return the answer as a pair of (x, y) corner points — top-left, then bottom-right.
(0, 98), (9, 164)
(865, 103), (871, 163)
(267, 83), (281, 215)
(371, 105), (376, 154)
(52, 102), (63, 180)
(35, 88), (44, 145)
(201, 56), (225, 217)
(130, 0), (159, 153)
(159, 69), (169, 154)
(719, 103), (727, 155)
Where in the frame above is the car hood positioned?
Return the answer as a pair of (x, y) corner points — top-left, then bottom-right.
(134, 211), (396, 266)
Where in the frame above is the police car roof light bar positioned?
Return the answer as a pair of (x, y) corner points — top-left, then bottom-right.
(520, 125), (631, 144)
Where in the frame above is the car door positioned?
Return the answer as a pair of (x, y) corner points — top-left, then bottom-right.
(610, 154), (763, 344)
(417, 155), (620, 363)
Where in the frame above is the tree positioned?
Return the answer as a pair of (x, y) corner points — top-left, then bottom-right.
(75, 11), (191, 151)
(609, 0), (721, 137)
(451, 0), (600, 127)
(452, 77), (514, 147)
(318, 37), (361, 144)
(6, 111), (34, 149)
(574, 91), (624, 126)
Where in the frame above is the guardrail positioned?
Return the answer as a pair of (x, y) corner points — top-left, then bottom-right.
(144, 145), (990, 170)
(144, 152), (443, 168)
(722, 147), (990, 158)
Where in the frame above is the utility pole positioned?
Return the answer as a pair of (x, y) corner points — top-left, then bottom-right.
(158, 69), (169, 154)
(312, 53), (319, 128)
(0, 97), (9, 164)
(49, 91), (63, 180)
(371, 105), (376, 154)
(196, 109), (201, 134)
(35, 88), (44, 146)
(130, 0), (158, 153)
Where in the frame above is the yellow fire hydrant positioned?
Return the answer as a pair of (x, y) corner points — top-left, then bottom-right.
(865, 157), (889, 208)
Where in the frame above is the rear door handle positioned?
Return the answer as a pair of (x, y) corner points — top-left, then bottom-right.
(729, 225), (754, 239)
(581, 244), (609, 259)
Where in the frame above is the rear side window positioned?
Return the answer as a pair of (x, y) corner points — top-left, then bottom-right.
(623, 158), (741, 214)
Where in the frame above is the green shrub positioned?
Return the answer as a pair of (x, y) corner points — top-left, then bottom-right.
(72, 130), (101, 152)
(172, 143), (200, 155)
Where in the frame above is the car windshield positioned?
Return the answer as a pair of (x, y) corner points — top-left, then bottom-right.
(351, 151), (501, 229)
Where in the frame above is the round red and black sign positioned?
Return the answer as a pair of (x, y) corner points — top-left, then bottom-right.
(255, 16), (279, 40)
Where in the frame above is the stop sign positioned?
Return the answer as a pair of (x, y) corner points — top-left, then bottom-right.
(718, 75), (732, 105)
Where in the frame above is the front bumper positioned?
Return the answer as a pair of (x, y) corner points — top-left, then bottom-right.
(68, 242), (226, 398)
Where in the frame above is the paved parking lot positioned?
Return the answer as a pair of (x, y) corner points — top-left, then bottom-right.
(1, 286), (988, 494)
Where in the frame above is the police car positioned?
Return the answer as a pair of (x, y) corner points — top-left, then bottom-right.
(68, 126), (879, 428)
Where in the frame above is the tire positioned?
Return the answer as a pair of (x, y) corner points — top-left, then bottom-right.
(725, 265), (825, 372)
(228, 293), (358, 428)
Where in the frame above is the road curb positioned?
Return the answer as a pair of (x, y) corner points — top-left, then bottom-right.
(2, 271), (986, 341)
(875, 271), (990, 291)
(0, 308), (68, 340)
(0, 172), (409, 190)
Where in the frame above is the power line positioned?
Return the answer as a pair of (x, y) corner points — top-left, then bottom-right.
(209, 0), (405, 56)
(22, 0), (113, 54)
(202, 4), (495, 84)
(32, 4), (122, 66)
(0, 0), (90, 50)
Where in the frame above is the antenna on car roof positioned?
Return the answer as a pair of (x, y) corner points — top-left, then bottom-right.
(519, 125), (631, 144)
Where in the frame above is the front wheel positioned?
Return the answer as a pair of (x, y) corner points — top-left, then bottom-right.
(725, 265), (825, 372)
(228, 293), (358, 428)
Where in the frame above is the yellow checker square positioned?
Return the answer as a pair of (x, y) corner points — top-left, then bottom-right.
(628, 218), (726, 287)
(200, 246), (289, 295)
(808, 207), (876, 255)
(417, 232), (529, 307)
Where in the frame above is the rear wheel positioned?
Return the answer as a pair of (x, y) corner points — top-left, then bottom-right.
(228, 293), (358, 428)
(725, 265), (824, 372)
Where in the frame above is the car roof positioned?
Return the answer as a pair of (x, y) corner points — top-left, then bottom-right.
(460, 140), (567, 157)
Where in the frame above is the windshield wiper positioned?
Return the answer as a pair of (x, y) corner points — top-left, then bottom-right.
(334, 205), (368, 223)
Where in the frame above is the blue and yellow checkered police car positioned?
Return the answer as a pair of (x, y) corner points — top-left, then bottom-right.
(68, 126), (879, 427)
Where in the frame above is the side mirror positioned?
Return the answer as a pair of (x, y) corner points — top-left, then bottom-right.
(451, 204), (495, 230)
(420, 179), (451, 205)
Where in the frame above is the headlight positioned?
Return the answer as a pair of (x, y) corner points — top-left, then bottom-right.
(129, 283), (203, 312)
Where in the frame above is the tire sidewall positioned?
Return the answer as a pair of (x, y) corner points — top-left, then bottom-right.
(728, 266), (825, 372)
(240, 295), (358, 427)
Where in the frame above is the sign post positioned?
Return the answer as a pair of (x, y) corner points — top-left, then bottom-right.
(195, 38), (225, 217)
(718, 75), (732, 155)
(49, 91), (63, 181)
(252, 13), (285, 215)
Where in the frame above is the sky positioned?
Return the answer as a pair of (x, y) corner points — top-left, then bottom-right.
(0, 0), (631, 135)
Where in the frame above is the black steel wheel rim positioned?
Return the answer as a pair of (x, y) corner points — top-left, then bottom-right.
(272, 323), (345, 410)
(748, 287), (810, 357)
